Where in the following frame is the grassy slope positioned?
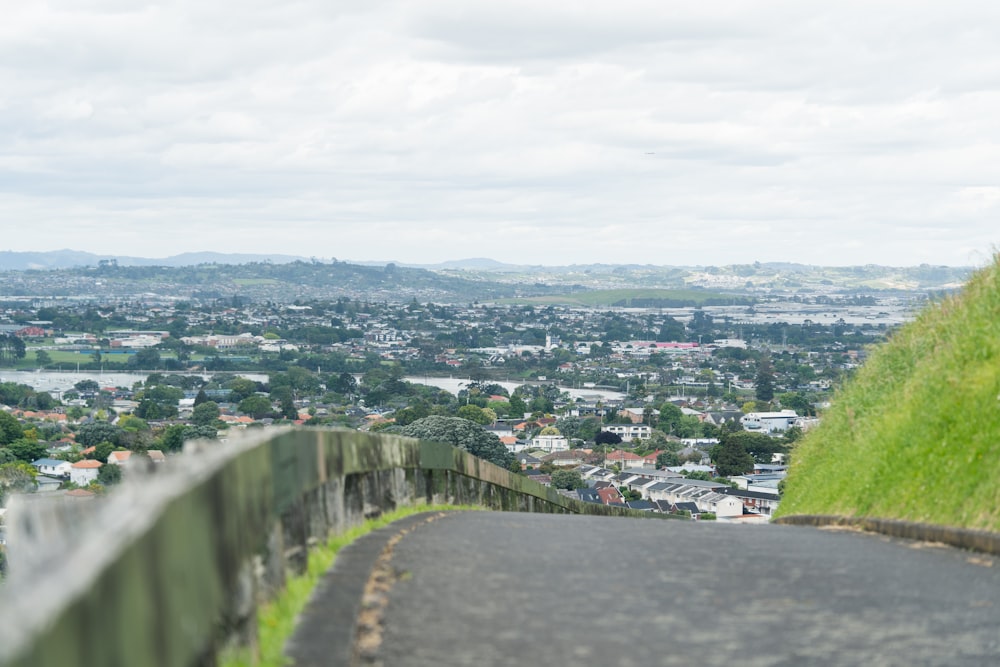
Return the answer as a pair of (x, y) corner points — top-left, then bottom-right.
(776, 255), (1000, 531)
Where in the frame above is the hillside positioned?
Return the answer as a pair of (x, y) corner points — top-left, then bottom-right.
(0, 261), (577, 304)
(776, 255), (1000, 531)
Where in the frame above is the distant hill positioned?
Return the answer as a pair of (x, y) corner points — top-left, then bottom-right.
(0, 259), (570, 303)
(776, 255), (1000, 531)
(0, 250), (311, 271)
(0, 250), (975, 294)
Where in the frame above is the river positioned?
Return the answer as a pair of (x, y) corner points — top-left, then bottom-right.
(0, 370), (268, 396)
(0, 369), (623, 403)
(403, 376), (624, 402)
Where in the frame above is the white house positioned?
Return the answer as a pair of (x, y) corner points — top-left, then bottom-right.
(70, 459), (102, 486)
(530, 434), (570, 453)
(601, 424), (652, 440)
(740, 410), (799, 434)
(31, 458), (72, 478)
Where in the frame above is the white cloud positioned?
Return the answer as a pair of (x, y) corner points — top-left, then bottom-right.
(1, 1), (999, 266)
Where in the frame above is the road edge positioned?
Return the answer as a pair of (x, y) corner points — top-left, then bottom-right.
(774, 514), (1000, 556)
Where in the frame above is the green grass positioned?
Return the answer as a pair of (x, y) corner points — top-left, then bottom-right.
(219, 504), (481, 667)
(777, 255), (1000, 531)
(499, 288), (732, 307)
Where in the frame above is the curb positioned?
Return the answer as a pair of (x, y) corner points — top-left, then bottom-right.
(774, 514), (1000, 557)
(285, 511), (447, 667)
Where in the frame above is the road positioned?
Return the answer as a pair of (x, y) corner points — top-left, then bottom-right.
(288, 511), (1000, 667)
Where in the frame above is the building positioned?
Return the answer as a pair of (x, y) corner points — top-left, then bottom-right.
(740, 410), (799, 434)
(601, 424), (652, 440)
(530, 433), (569, 453)
(70, 459), (102, 486)
(31, 458), (72, 478)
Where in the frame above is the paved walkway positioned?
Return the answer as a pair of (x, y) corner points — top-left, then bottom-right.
(288, 511), (1000, 667)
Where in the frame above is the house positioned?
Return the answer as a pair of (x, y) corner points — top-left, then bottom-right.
(603, 450), (645, 469)
(619, 407), (657, 424)
(601, 424), (652, 440)
(518, 454), (543, 470)
(70, 459), (102, 486)
(580, 466), (617, 483)
(596, 486), (624, 505)
(147, 450), (167, 464)
(542, 450), (586, 466)
(484, 423), (515, 439)
(531, 433), (570, 453)
(626, 499), (655, 511)
(31, 458), (72, 478)
(740, 410), (799, 434)
(107, 451), (132, 466)
(718, 487), (781, 517)
(501, 436), (526, 453)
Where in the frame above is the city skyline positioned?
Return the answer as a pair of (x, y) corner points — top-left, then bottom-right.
(3, 2), (1000, 268)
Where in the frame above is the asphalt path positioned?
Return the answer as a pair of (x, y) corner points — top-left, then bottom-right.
(289, 511), (1000, 667)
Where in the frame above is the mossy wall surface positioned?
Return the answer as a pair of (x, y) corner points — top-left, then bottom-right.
(0, 428), (658, 667)
(777, 256), (1000, 531)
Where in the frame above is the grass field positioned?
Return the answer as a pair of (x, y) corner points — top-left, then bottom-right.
(776, 255), (1000, 531)
(499, 288), (735, 307)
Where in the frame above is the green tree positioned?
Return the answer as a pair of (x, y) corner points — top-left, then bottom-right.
(31, 392), (57, 410)
(239, 394), (273, 419)
(657, 403), (685, 436)
(191, 401), (221, 427)
(118, 415), (149, 432)
(0, 461), (37, 504)
(132, 348), (161, 369)
(330, 372), (357, 395)
(711, 436), (755, 477)
(508, 394), (527, 418)
(158, 424), (187, 453)
(656, 451), (680, 468)
(0, 412), (24, 446)
(74, 379), (100, 393)
(92, 441), (116, 463)
(755, 355), (776, 403)
(35, 350), (52, 366)
(778, 392), (815, 417)
(227, 377), (260, 402)
(399, 416), (514, 469)
(7, 438), (47, 463)
(193, 389), (210, 406)
(456, 404), (492, 425)
(551, 469), (587, 490)
(722, 431), (789, 464)
(595, 430), (622, 446)
(76, 422), (124, 448)
(97, 462), (123, 486)
(0, 334), (26, 366)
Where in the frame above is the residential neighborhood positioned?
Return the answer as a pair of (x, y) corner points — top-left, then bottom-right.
(0, 262), (931, 575)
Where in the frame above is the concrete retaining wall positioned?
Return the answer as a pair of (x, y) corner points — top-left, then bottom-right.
(0, 428), (658, 667)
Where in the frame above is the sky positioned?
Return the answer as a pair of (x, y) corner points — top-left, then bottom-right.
(2, 1), (1000, 267)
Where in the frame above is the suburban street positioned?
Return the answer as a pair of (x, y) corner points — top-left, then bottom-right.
(290, 511), (1000, 667)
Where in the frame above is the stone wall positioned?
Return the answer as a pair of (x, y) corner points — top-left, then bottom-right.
(0, 428), (659, 667)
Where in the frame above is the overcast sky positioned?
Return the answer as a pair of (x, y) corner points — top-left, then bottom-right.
(3, 1), (1000, 267)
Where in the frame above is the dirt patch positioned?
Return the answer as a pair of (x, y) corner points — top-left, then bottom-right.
(351, 512), (448, 666)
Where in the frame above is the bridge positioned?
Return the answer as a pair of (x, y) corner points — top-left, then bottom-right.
(0, 429), (997, 666)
